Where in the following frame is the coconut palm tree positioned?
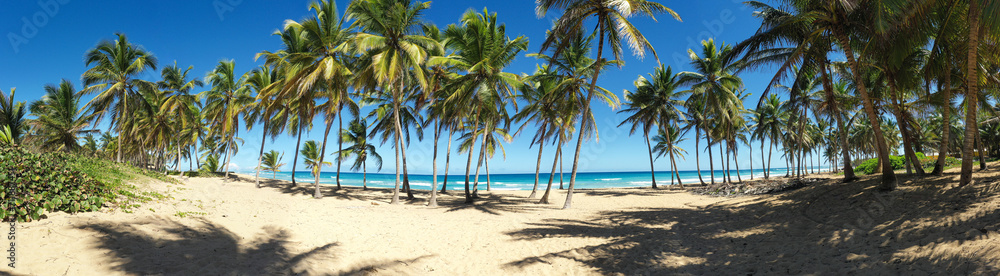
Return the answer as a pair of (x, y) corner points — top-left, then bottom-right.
(159, 62), (204, 175)
(301, 140), (331, 182)
(515, 66), (564, 198)
(536, 0), (681, 209)
(260, 150), (286, 179)
(80, 33), (158, 163)
(27, 80), (97, 152)
(246, 66), (285, 188)
(681, 39), (743, 184)
(0, 87), (27, 145)
(201, 60), (253, 181)
(337, 119), (382, 190)
(652, 125), (688, 185)
(348, 0), (434, 204)
(433, 8), (528, 203)
(619, 64), (688, 188)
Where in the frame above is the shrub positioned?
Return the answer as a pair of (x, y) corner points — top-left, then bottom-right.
(854, 156), (906, 175)
(0, 146), (108, 222)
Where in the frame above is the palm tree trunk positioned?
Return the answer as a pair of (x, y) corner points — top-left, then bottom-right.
(291, 124), (303, 188)
(429, 119), (441, 207)
(645, 130), (657, 189)
(750, 138), (754, 180)
(564, 22), (607, 210)
(559, 145), (564, 190)
(835, 25), (897, 191)
(826, 63), (858, 181)
(441, 127), (454, 193)
(960, 0), (982, 187)
(255, 121), (269, 188)
(363, 162), (368, 190)
(223, 134), (235, 181)
(977, 129), (987, 170)
(539, 138), (562, 204)
(464, 114), (480, 203)
(889, 84), (925, 176)
(472, 130), (488, 198)
(530, 128), (547, 198)
(932, 58), (952, 175)
(485, 158), (492, 191)
(695, 127), (706, 185)
(722, 143), (730, 183)
(401, 142), (414, 200)
(734, 145), (742, 182)
(708, 134), (715, 184)
(336, 105), (343, 190)
(761, 140), (767, 179)
(391, 95), (406, 204)
(314, 120), (334, 199)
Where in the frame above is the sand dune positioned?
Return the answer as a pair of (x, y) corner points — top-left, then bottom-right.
(3, 165), (1000, 275)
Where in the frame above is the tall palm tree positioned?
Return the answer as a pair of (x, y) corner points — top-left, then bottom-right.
(348, 0), (434, 204)
(159, 62), (204, 175)
(27, 80), (97, 152)
(515, 66), (564, 198)
(201, 60), (253, 181)
(536, 0), (680, 209)
(80, 33), (158, 163)
(260, 150), (286, 179)
(246, 66), (285, 188)
(752, 94), (787, 179)
(433, 8), (528, 203)
(619, 65), (688, 188)
(337, 119), (382, 190)
(681, 39), (743, 184)
(652, 125), (688, 185)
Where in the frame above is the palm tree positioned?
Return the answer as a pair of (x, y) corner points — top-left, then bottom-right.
(201, 60), (253, 181)
(246, 66), (285, 188)
(422, 22), (456, 205)
(159, 62), (204, 175)
(536, 0), (680, 209)
(337, 119), (382, 190)
(652, 125), (688, 185)
(619, 65), (688, 188)
(348, 0), (434, 205)
(433, 8), (528, 203)
(0, 88), (27, 145)
(27, 80), (97, 152)
(80, 33), (158, 163)
(260, 150), (286, 179)
(515, 66), (563, 198)
(752, 94), (787, 179)
(681, 39), (743, 184)
(301, 140), (332, 182)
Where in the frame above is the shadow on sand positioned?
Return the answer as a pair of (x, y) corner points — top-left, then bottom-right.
(77, 217), (433, 275)
(503, 171), (1000, 275)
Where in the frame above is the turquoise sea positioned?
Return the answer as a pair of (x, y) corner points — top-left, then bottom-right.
(256, 166), (831, 190)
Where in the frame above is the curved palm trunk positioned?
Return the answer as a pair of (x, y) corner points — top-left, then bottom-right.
(429, 119), (441, 207)
(539, 137), (562, 204)
(761, 141), (767, 179)
(463, 133), (478, 203)
(695, 127), (706, 185)
(223, 134), (235, 181)
(336, 106), (343, 190)
(391, 98), (406, 204)
(291, 124), (303, 188)
(472, 131), (487, 198)
(563, 23), (612, 210)
(314, 120), (334, 199)
(529, 129), (546, 198)
(960, 0), (982, 186)
(645, 130), (657, 189)
(722, 143), (730, 183)
(402, 145), (414, 200)
(749, 139), (754, 180)
(889, 85), (925, 176)
(441, 128), (454, 193)
(485, 158), (492, 191)
(558, 145), (564, 190)
(708, 134), (715, 184)
(932, 60), (952, 175)
(255, 121), (269, 188)
(734, 145), (742, 182)
(835, 25), (897, 191)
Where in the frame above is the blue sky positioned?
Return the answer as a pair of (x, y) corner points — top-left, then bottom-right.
(0, 0), (810, 174)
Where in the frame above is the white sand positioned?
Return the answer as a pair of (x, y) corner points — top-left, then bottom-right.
(3, 165), (1000, 275)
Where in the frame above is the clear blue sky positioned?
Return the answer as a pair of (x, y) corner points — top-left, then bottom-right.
(0, 0), (807, 174)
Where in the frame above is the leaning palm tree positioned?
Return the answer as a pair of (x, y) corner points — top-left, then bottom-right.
(80, 33), (158, 163)
(348, 0), (433, 204)
(27, 80), (98, 152)
(337, 119), (383, 190)
(159, 62), (204, 175)
(537, 0), (681, 209)
(681, 39), (743, 185)
(301, 140), (332, 183)
(514, 66), (562, 198)
(246, 66), (285, 188)
(260, 150), (286, 179)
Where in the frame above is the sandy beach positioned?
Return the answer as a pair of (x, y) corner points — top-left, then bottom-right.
(4, 165), (1000, 275)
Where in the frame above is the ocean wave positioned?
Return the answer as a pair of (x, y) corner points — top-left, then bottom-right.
(598, 178), (622, 181)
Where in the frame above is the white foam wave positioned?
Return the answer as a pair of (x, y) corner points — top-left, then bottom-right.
(598, 178), (622, 181)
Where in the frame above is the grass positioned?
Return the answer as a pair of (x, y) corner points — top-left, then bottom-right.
(63, 154), (179, 212)
(174, 211), (207, 218)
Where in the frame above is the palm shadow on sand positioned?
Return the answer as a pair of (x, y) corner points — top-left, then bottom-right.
(504, 172), (1000, 275)
(77, 217), (431, 275)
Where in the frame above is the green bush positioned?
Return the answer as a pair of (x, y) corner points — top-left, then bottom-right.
(855, 156), (906, 175)
(0, 146), (108, 222)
